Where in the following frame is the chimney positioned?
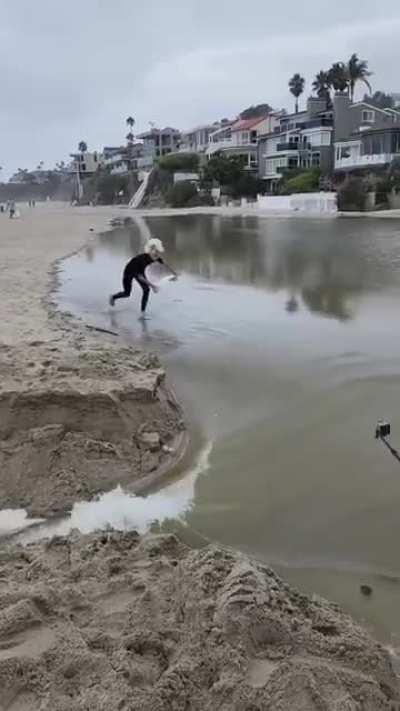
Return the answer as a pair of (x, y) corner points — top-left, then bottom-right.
(333, 93), (352, 142)
(307, 96), (327, 117)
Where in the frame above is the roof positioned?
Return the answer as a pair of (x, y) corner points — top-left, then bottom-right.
(137, 127), (180, 138)
(183, 123), (219, 134)
(280, 110), (307, 120)
(354, 125), (400, 136)
(350, 101), (400, 119)
(231, 116), (269, 132)
(103, 146), (125, 152)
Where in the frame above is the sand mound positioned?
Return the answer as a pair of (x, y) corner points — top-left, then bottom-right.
(0, 531), (398, 710)
(0, 342), (185, 517)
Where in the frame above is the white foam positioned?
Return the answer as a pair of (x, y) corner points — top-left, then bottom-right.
(0, 509), (44, 536)
(13, 440), (213, 544)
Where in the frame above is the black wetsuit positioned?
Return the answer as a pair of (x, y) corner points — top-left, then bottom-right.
(112, 253), (163, 312)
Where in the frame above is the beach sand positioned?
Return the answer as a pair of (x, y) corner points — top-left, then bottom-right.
(0, 202), (399, 710)
(0, 202), (186, 516)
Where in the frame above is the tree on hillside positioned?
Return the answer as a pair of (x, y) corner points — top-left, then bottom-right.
(328, 62), (349, 93)
(347, 53), (372, 101)
(363, 90), (394, 109)
(239, 103), (272, 119)
(78, 141), (88, 154)
(202, 153), (246, 187)
(312, 70), (331, 101)
(288, 74), (305, 113)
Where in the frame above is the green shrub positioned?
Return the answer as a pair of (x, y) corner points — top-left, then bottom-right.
(336, 177), (367, 211)
(186, 191), (215, 207)
(158, 153), (199, 172)
(202, 153), (246, 187)
(166, 181), (198, 207)
(281, 168), (321, 194)
(231, 174), (264, 199)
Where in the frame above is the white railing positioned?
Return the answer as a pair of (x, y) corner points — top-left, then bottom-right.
(335, 153), (394, 170)
(129, 170), (152, 209)
(206, 139), (233, 155)
(257, 192), (337, 214)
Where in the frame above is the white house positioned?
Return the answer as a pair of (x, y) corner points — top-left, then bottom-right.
(206, 114), (279, 172)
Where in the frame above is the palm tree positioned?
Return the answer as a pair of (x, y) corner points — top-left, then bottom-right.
(125, 117), (135, 171)
(78, 141), (87, 154)
(312, 70), (331, 101)
(126, 116), (135, 134)
(328, 63), (349, 94)
(288, 74), (305, 113)
(347, 53), (372, 101)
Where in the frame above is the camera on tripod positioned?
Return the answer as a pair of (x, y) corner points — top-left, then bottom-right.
(375, 420), (391, 440)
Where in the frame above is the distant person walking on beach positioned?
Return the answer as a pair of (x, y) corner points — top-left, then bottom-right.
(9, 201), (16, 218)
(109, 238), (177, 319)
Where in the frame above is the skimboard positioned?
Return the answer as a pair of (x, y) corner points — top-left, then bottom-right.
(145, 262), (176, 286)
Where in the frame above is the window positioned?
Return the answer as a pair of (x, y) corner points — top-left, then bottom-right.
(311, 152), (320, 166)
(371, 137), (383, 155)
(362, 110), (375, 123)
(241, 131), (249, 144)
(393, 133), (400, 154)
(340, 146), (351, 159)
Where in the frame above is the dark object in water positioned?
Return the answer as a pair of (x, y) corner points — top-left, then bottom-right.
(360, 584), (373, 597)
(86, 325), (118, 336)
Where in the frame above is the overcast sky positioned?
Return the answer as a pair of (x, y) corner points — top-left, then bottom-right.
(2, 0), (400, 178)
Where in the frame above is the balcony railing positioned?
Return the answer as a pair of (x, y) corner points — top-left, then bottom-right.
(335, 153), (394, 170)
(303, 118), (333, 129)
(277, 142), (299, 151)
(271, 118), (332, 135)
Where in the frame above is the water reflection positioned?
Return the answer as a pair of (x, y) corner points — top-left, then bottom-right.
(97, 216), (400, 322)
(59, 213), (400, 643)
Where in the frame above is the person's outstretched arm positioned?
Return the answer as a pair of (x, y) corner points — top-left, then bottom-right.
(161, 260), (178, 279)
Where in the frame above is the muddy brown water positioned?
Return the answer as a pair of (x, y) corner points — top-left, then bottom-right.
(55, 214), (400, 646)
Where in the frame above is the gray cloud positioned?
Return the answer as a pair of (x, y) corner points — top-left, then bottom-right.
(1, 0), (400, 177)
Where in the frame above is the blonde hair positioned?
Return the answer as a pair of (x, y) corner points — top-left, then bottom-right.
(145, 238), (165, 254)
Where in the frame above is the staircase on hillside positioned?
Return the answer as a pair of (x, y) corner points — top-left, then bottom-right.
(129, 170), (152, 209)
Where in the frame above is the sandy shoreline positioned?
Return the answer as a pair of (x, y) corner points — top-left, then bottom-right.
(0, 202), (399, 709)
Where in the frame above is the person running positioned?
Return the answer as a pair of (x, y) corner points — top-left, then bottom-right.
(109, 238), (177, 318)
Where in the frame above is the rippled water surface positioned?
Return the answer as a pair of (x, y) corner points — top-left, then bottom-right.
(58, 213), (400, 644)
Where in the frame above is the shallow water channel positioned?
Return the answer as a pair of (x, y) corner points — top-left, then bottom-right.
(19, 214), (400, 646)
